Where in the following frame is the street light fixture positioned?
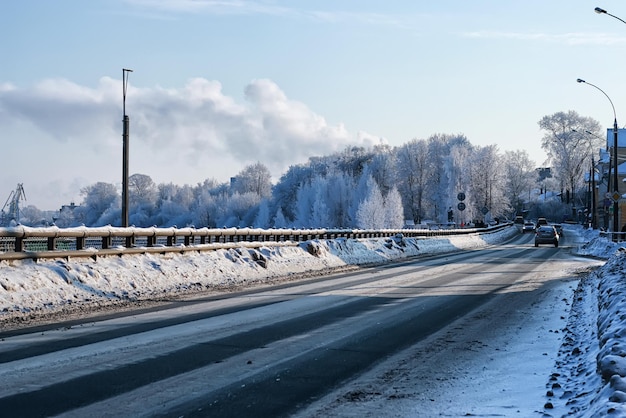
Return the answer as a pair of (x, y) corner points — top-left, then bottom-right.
(577, 78), (619, 237)
(122, 68), (133, 228)
(595, 7), (626, 25)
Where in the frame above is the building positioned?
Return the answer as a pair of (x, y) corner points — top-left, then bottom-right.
(591, 129), (626, 231)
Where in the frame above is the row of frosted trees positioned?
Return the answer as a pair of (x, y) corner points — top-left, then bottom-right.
(20, 133), (543, 229)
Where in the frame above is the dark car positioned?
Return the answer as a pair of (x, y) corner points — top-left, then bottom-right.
(535, 225), (559, 247)
(536, 217), (548, 227)
(552, 223), (563, 236)
(522, 221), (535, 233)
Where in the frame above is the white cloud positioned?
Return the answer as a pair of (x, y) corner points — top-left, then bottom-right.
(463, 30), (626, 46)
(124, 0), (422, 30)
(0, 77), (380, 208)
(124, 0), (295, 17)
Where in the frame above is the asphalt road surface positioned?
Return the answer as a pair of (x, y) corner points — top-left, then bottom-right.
(0, 231), (596, 417)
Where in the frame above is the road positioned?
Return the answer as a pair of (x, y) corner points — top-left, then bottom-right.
(0, 230), (598, 417)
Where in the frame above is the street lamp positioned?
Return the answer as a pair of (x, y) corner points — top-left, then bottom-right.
(595, 7), (626, 25)
(577, 78), (619, 238)
(572, 129), (600, 229)
(122, 68), (133, 228)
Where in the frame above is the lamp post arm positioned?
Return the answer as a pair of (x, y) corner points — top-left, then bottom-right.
(577, 78), (617, 122)
(595, 7), (626, 25)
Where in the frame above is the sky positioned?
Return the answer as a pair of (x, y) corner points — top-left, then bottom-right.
(3, 1), (626, 210)
(0, 224), (622, 415)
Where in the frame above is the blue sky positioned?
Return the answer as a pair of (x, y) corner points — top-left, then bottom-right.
(2, 0), (626, 210)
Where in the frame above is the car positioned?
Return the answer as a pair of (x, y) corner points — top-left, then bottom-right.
(514, 216), (524, 225)
(535, 225), (559, 247)
(536, 217), (548, 227)
(552, 223), (563, 236)
(522, 221), (535, 233)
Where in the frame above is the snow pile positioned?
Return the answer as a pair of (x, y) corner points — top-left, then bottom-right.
(0, 227), (519, 319)
(546, 227), (626, 417)
(572, 248), (626, 417)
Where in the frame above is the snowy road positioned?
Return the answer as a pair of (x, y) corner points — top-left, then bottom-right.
(0, 232), (598, 417)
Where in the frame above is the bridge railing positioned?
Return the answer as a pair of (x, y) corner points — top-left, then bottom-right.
(0, 223), (511, 261)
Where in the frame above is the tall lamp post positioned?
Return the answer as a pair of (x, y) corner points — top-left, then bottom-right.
(577, 78), (619, 238)
(585, 130), (611, 229)
(122, 68), (133, 228)
(572, 129), (599, 229)
(594, 7), (626, 238)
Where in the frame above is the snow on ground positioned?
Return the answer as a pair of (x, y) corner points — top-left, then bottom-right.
(1, 224), (626, 416)
(0, 227), (519, 318)
(560, 227), (626, 418)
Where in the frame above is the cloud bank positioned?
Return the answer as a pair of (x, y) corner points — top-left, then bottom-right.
(0, 77), (381, 208)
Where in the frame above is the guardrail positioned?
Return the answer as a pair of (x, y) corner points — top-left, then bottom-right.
(599, 231), (626, 242)
(0, 223), (511, 261)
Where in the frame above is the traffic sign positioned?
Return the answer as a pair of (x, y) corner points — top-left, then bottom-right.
(612, 191), (622, 202)
(457, 202), (466, 211)
(457, 192), (466, 201)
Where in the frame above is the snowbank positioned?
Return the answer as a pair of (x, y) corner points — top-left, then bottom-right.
(552, 226), (626, 416)
(0, 227), (518, 319)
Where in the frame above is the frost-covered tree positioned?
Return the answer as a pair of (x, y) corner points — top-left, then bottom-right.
(273, 207), (288, 228)
(396, 139), (430, 223)
(383, 187), (404, 228)
(217, 192), (260, 227)
(469, 145), (510, 221)
(272, 164), (315, 223)
(192, 188), (219, 227)
(129, 174), (158, 207)
(356, 175), (385, 229)
(232, 162), (272, 199)
(77, 182), (120, 226)
(325, 171), (354, 227)
(19, 205), (46, 226)
(254, 199), (271, 228)
(369, 144), (395, 197)
(504, 150), (537, 216)
(335, 146), (375, 179)
(424, 134), (454, 222)
(154, 183), (194, 227)
(310, 194), (330, 227)
(538, 110), (602, 205)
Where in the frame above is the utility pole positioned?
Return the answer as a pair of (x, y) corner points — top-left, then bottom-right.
(122, 68), (133, 228)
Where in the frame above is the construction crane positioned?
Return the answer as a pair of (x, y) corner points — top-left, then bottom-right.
(1, 184), (26, 226)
